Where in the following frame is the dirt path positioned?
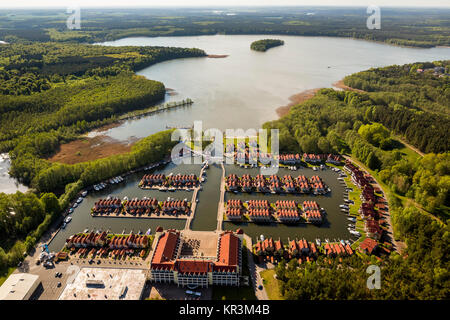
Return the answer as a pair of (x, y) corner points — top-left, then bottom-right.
(396, 136), (425, 157)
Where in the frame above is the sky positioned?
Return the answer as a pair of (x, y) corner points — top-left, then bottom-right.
(1, 0), (449, 9)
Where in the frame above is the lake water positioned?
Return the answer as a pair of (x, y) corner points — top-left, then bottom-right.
(46, 35), (450, 250)
(95, 35), (450, 141)
(0, 154), (28, 194)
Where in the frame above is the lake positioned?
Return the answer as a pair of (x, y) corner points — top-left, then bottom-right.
(95, 34), (450, 141)
(45, 35), (450, 250)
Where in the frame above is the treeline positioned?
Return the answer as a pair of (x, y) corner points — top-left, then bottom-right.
(0, 192), (61, 271)
(343, 61), (450, 153)
(274, 204), (449, 299)
(250, 39), (284, 52)
(263, 63), (449, 219)
(1, 8), (450, 48)
(0, 42), (206, 95)
(264, 61), (449, 299)
(0, 129), (176, 276)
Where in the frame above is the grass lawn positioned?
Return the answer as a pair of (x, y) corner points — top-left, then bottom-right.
(0, 267), (16, 286)
(260, 269), (283, 300)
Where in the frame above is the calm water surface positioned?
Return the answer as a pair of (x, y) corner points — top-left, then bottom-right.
(96, 35), (450, 140)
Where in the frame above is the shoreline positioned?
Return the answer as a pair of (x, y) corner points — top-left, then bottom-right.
(276, 88), (321, 118)
(207, 54), (229, 58)
(332, 79), (366, 93)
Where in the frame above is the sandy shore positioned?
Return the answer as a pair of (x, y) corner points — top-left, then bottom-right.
(332, 79), (366, 93)
(207, 54), (229, 58)
(276, 88), (320, 118)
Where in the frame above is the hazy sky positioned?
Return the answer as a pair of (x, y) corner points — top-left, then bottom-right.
(1, 0), (449, 8)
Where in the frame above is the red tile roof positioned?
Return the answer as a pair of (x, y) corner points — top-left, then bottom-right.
(151, 230), (179, 265)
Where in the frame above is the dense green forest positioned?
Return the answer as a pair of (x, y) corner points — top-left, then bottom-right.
(275, 204), (449, 299)
(0, 7), (449, 48)
(0, 40), (204, 280)
(0, 42), (205, 186)
(250, 39), (284, 52)
(262, 61), (449, 299)
(0, 130), (176, 274)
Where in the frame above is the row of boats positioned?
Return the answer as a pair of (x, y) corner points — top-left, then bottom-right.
(93, 176), (124, 191)
(80, 228), (152, 235)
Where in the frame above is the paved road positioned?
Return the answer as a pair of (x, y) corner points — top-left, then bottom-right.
(216, 162), (226, 231)
(243, 235), (268, 300)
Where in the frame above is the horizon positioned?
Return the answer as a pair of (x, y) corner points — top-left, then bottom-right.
(1, 1), (450, 9)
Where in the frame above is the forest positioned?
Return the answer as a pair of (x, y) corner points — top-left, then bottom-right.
(0, 40), (204, 280)
(0, 7), (449, 48)
(250, 39), (284, 52)
(262, 61), (449, 299)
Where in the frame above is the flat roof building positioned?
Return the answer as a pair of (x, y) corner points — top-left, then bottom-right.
(0, 273), (40, 300)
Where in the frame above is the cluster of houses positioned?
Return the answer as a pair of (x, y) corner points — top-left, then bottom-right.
(91, 197), (190, 217)
(139, 173), (199, 190)
(225, 199), (244, 221)
(223, 143), (343, 166)
(416, 66), (449, 78)
(123, 198), (159, 215)
(275, 200), (301, 223)
(224, 199), (324, 225)
(91, 197), (122, 215)
(247, 200), (272, 222)
(225, 174), (329, 195)
(302, 200), (323, 224)
(253, 237), (354, 265)
(64, 232), (150, 259)
(160, 199), (190, 216)
(344, 160), (386, 255)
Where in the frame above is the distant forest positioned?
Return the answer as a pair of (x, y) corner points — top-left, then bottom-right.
(0, 7), (449, 47)
(251, 39), (284, 51)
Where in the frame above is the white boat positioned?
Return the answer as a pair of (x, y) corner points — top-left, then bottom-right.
(260, 235), (265, 241)
(315, 239), (321, 246)
(146, 228), (151, 235)
(340, 240), (345, 246)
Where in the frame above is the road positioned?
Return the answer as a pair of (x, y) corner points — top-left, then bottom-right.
(343, 155), (405, 254)
(243, 234), (268, 300)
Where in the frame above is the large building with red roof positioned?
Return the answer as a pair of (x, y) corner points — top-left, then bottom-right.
(149, 229), (242, 287)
